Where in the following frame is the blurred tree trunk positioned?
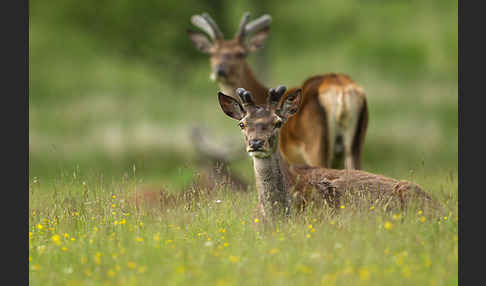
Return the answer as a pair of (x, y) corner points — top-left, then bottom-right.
(251, 0), (271, 84)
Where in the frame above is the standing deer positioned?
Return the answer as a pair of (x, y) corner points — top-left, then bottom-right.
(188, 12), (368, 169)
(217, 87), (437, 221)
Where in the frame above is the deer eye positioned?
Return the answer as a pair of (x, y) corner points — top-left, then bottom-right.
(238, 122), (245, 129)
(275, 120), (283, 128)
(235, 51), (246, 58)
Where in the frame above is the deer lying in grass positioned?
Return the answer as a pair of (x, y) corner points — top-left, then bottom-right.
(188, 12), (368, 169)
(218, 87), (438, 221)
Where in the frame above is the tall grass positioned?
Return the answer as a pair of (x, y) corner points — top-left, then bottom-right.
(29, 167), (457, 286)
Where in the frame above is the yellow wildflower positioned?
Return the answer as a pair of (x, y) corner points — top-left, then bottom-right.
(36, 224), (43, 230)
(136, 237), (144, 243)
(52, 234), (61, 245)
(61, 247), (68, 252)
(254, 218), (259, 223)
(419, 216), (426, 223)
(107, 269), (116, 277)
(384, 221), (393, 230)
(229, 256), (240, 263)
(340, 205), (345, 209)
(359, 268), (370, 281)
(127, 261), (137, 269)
(269, 248), (280, 254)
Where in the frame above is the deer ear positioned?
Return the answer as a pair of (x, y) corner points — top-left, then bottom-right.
(218, 92), (246, 120)
(277, 88), (302, 119)
(187, 30), (213, 54)
(246, 27), (270, 52)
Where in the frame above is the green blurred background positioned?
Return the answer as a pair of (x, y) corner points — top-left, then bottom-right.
(29, 0), (457, 190)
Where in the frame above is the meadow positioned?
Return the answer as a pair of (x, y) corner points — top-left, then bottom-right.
(29, 0), (457, 285)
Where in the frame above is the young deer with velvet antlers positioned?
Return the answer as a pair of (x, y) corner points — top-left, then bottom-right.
(218, 87), (438, 221)
(188, 12), (368, 169)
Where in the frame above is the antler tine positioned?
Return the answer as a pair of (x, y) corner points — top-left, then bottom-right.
(235, 12), (251, 39)
(191, 14), (216, 40)
(267, 86), (286, 109)
(236, 88), (256, 109)
(201, 13), (224, 40)
(244, 14), (272, 35)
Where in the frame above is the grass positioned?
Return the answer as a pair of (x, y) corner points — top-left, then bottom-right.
(28, 167), (457, 286)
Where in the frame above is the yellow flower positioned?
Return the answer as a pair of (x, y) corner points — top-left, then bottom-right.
(224, 242), (229, 247)
(417, 210), (423, 215)
(359, 268), (370, 281)
(443, 216), (448, 221)
(61, 247), (68, 252)
(29, 256), (32, 262)
(269, 248), (280, 254)
(93, 226), (99, 232)
(369, 205), (375, 210)
(308, 224), (313, 229)
(340, 205), (345, 209)
(36, 224), (43, 230)
(384, 221), (393, 230)
(112, 195), (116, 199)
(32, 264), (40, 271)
(419, 216), (426, 223)
(229, 256), (240, 263)
(306, 234), (311, 238)
(219, 228), (226, 233)
(107, 269), (116, 277)
(393, 213), (402, 220)
(127, 261), (137, 269)
(136, 237), (144, 243)
(111, 204), (116, 208)
(29, 232), (33, 239)
(52, 234), (61, 245)
(254, 218), (259, 223)
(176, 266), (185, 274)
(120, 219), (126, 225)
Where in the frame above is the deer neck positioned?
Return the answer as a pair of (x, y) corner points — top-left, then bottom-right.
(218, 62), (268, 105)
(251, 144), (292, 219)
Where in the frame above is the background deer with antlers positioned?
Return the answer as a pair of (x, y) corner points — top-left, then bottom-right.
(188, 12), (369, 170)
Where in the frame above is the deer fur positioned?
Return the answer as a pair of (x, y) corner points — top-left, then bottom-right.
(188, 12), (368, 170)
(218, 87), (438, 222)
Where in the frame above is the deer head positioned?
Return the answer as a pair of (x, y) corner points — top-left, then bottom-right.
(188, 12), (272, 86)
(218, 86), (302, 159)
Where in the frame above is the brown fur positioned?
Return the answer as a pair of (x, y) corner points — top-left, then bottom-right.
(281, 73), (368, 169)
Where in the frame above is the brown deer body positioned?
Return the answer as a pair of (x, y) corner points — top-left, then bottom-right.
(218, 87), (437, 221)
(188, 12), (368, 169)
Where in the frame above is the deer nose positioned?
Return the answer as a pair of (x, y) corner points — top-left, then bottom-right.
(216, 65), (228, 77)
(249, 139), (264, 150)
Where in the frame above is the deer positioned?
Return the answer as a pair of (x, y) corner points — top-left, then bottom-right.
(217, 87), (439, 222)
(188, 12), (368, 170)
